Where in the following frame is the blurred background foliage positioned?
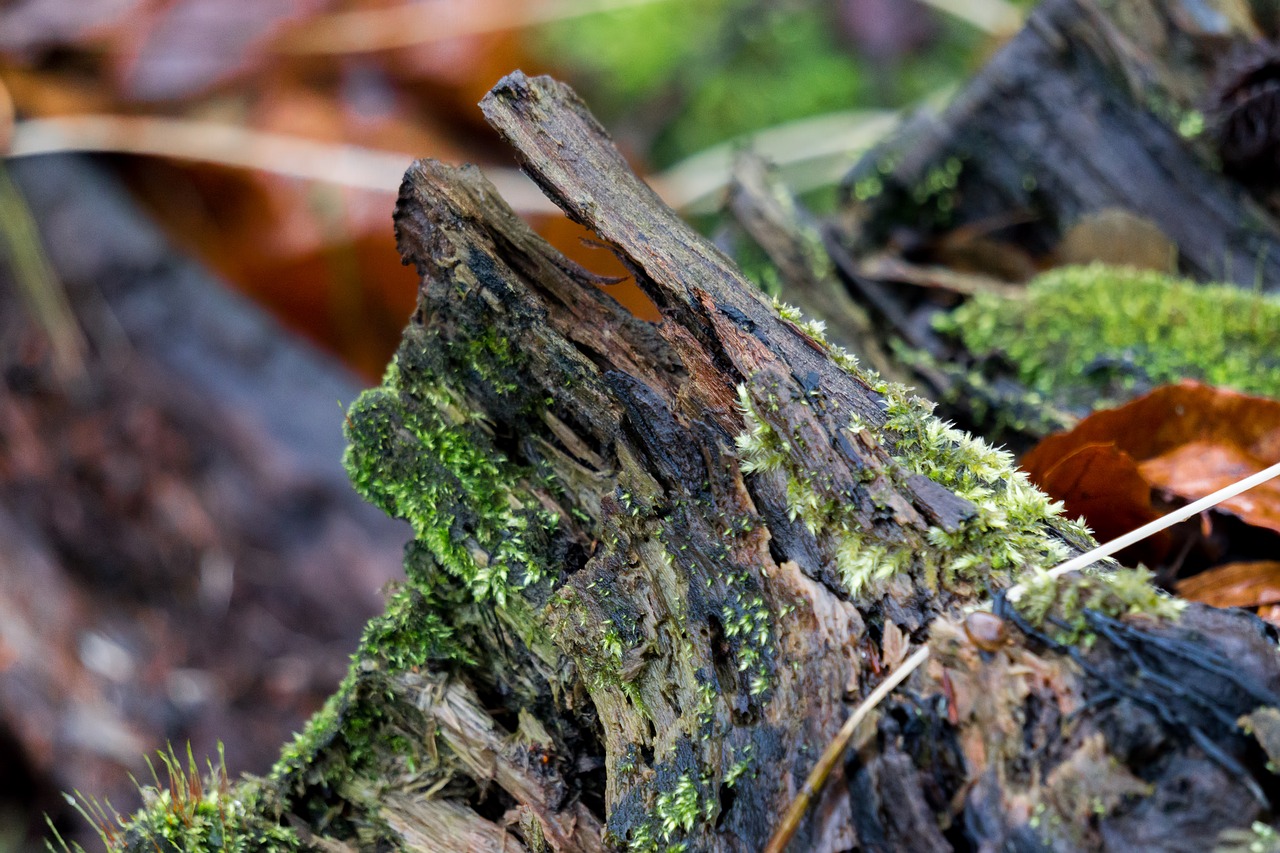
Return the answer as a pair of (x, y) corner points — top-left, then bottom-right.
(538, 0), (987, 167)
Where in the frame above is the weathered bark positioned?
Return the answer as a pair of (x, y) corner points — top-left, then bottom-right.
(240, 72), (1280, 853)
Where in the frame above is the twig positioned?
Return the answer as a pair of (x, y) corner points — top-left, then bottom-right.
(763, 457), (1280, 852)
(1007, 457), (1280, 598)
(762, 646), (930, 853)
(8, 110), (901, 220)
(6, 114), (560, 216)
(0, 163), (87, 383)
(0, 75), (13, 153)
(653, 109), (899, 214)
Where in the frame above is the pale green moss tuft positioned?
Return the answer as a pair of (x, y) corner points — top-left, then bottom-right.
(1215, 820), (1280, 853)
(937, 264), (1280, 406)
(1012, 566), (1186, 646)
(655, 773), (710, 840)
(737, 292), (1077, 600)
(52, 745), (301, 853)
(771, 296), (804, 323)
(724, 745), (755, 788)
(879, 387), (1070, 587)
(624, 772), (715, 853)
(769, 297), (861, 373)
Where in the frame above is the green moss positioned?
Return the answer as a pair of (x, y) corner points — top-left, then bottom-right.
(909, 155), (964, 222)
(770, 296), (860, 374)
(343, 336), (558, 607)
(736, 374), (1077, 599)
(533, 0), (734, 119)
(270, 669), (388, 791)
(625, 771), (716, 853)
(358, 581), (474, 672)
(937, 264), (1280, 407)
(271, 683), (346, 784)
(52, 746), (301, 853)
(458, 328), (520, 396)
(724, 745), (755, 788)
(1011, 566), (1185, 646)
(268, 571), (468, 792)
(547, 584), (650, 717)
(879, 392), (1075, 581)
(655, 772), (713, 843)
(1215, 821), (1280, 853)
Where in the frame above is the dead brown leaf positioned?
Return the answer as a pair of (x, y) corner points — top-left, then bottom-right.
(1174, 561), (1280, 609)
(1023, 441), (1163, 554)
(1023, 382), (1280, 536)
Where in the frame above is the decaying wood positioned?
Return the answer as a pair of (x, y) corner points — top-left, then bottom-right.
(250, 70), (1280, 853)
(724, 153), (923, 392)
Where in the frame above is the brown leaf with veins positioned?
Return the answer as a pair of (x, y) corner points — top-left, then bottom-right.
(1024, 441), (1163, 553)
(1023, 382), (1280, 539)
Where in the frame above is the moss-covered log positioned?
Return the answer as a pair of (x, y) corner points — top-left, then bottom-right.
(108, 72), (1280, 853)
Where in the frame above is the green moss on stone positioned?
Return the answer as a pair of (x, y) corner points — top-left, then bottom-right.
(937, 264), (1280, 407)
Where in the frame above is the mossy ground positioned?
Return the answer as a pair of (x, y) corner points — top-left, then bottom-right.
(936, 263), (1280, 408)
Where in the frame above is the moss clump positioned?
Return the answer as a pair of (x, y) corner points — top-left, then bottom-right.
(358, 580), (474, 673)
(52, 746), (301, 853)
(117, 785), (299, 853)
(1011, 566), (1185, 646)
(1215, 821), (1280, 853)
(343, 338), (559, 607)
(736, 369), (1078, 600)
(622, 769), (717, 853)
(877, 392), (1073, 583)
(937, 264), (1280, 407)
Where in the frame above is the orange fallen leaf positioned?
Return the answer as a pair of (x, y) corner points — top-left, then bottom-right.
(1026, 442), (1162, 552)
(1023, 381), (1280, 537)
(1175, 561), (1280, 609)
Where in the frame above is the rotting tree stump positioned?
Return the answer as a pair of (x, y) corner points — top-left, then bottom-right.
(168, 71), (1280, 853)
